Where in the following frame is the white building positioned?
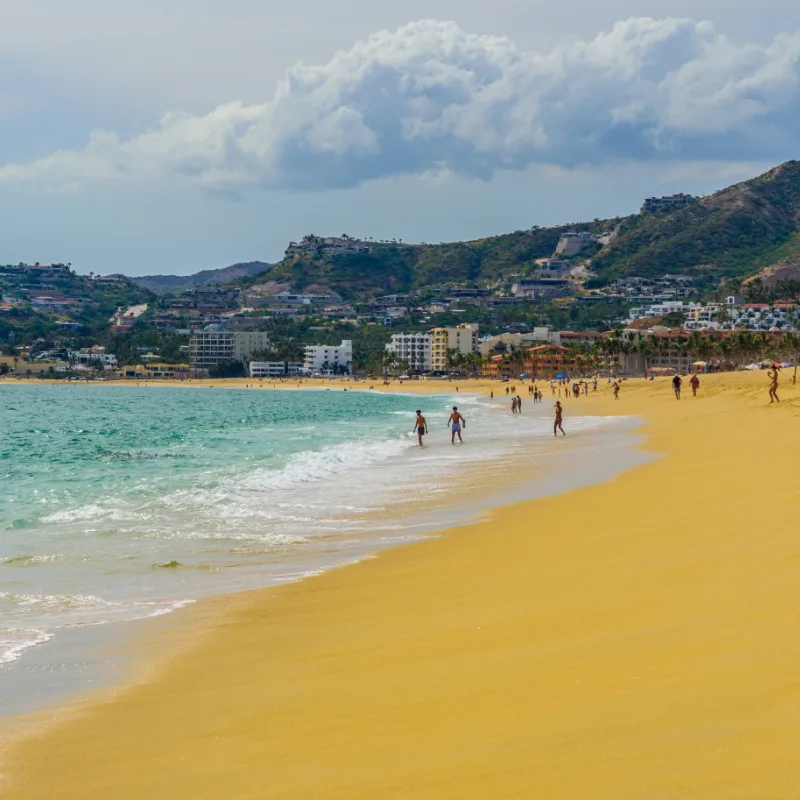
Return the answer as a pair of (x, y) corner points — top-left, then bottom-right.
(386, 333), (432, 371)
(69, 347), (118, 370)
(303, 340), (353, 374)
(627, 301), (701, 322)
(730, 303), (799, 331)
(249, 361), (306, 378)
(188, 327), (271, 369)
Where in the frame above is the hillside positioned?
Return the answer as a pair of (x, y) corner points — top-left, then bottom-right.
(266, 224), (610, 299)
(592, 161), (800, 285)
(262, 161), (800, 298)
(130, 261), (273, 295)
(0, 267), (155, 341)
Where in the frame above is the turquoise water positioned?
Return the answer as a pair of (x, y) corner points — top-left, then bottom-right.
(0, 384), (622, 676)
(0, 385), (515, 666)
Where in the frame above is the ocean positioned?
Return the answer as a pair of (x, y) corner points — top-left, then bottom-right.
(1, 383), (634, 711)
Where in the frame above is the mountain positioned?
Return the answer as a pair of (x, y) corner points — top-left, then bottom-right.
(591, 161), (800, 285)
(264, 161), (800, 298)
(129, 261), (273, 295)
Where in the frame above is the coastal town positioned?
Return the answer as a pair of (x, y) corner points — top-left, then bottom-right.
(2, 189), (800, 381)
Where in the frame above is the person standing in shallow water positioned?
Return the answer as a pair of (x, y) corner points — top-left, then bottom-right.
(413, 410), (428, 446)
(448, 406), (466, 444)
(768, 366), (780, 403)
(554, 401), (565, 436)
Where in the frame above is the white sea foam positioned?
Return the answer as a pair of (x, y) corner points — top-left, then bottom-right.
(0, 628), (53, 665)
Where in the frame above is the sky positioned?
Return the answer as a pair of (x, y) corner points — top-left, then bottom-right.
(1, 0), (799, 276)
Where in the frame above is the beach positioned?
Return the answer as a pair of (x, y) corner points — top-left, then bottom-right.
(2, 370), (800, 798)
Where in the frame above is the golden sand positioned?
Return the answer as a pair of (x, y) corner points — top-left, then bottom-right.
(3, 371), (800, 798)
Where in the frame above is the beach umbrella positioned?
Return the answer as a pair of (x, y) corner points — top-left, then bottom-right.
(520, 373), (529, 378)
(692, 361), (707, 366)
(555, 373), (565, 379)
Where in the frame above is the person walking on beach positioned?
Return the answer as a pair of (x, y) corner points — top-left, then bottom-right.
(516, 395), (522, 413)
(690, 374), (700, 397)
(612, 382), (620, 400)
(413, 410), (428, 446)
(672, 374), (682, 400)
(448, 406), (466, 444)
(768, 366), (780, 403)
(554, 401), (565, 436)
(490, 391), (494, 400)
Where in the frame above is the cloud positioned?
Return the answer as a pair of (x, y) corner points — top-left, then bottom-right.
(2, 17), (799, 191)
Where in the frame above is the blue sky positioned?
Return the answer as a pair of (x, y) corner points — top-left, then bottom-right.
(0, 0), (798, 276)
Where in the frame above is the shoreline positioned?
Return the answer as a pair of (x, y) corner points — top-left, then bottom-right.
(4, 372), (800, 798)
(0, 395), (645, 719)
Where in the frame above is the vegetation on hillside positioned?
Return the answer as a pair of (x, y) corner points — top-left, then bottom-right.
(592, 161), (800, 285)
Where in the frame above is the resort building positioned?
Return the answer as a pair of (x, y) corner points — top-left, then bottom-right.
(482, 345), (591, 380)
(303, 340), (353, 374)
(627, 301), (701, 322)
(386, 333), (432, 372)
(730, 303), (799, 331)
(428, 324), (479, 372)
(249, 361), (305, 378)
(188, 327), (271, 369)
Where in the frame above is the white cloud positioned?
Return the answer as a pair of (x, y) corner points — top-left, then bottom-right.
(2, 17), (799, 191)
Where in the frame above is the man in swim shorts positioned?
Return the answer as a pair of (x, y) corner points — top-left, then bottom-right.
(448, 406), (466, 444)
(413, 410), (428, 446)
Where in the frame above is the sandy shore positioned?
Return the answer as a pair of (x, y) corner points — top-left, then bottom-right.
(3, 371), (800, 798)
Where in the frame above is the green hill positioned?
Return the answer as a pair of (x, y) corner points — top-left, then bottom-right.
(260, 161), (800, 298)
(591, 161), (800, 285)
(265, 224), (610, 299)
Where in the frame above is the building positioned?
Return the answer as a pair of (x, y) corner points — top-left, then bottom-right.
(285, 235), (371, 258)
(523, 345), (592, 378)
(144, 363), (193, 379)
(555, 232), (598, 258)
(478, 329), (560, 357)
(730, 303), (799, 331)
(481, 345), (590, 380)
(303, 340), (353, 374)
(428, 324), (479, 372)
(188, 327), (271, 369)
(684, 304), (723, 330)
(69, 347), (118, 370)
(249, 361), (305, 378)
(627, 301), (701, 322)
(641, 194), (697, 213)
(386, 333), (432, 372)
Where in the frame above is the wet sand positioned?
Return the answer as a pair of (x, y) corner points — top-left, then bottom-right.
(3, 371), (800, 798)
